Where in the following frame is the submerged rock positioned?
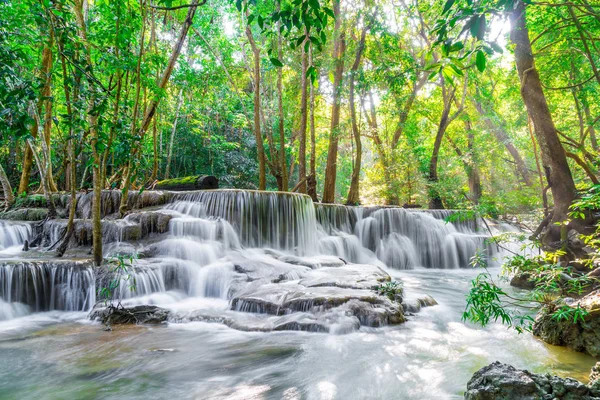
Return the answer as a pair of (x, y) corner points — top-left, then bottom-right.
(90, 305), (170, 325)
(533, 290), (600, 356)
(464, 361), (600, 400)
(231, 282), (404, 327)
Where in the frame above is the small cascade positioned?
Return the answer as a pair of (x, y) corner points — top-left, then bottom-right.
(170, 190), (319, 254)
(0, 260), (95, 313)
(315, 204), (484, 269)
(0, 221), (31, 250)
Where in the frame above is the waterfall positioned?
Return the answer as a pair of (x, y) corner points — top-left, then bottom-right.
(0, 221), (31, 250)
(0, 189), (492, 326)
(169, 190), (319, 255)
(0, 260), (95, 313)
(314, 205), (484, 269)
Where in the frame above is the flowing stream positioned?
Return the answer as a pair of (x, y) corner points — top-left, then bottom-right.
(0, 190), (595, 399)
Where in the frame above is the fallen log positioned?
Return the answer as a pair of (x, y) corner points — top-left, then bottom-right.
(154, 175), (218, 191)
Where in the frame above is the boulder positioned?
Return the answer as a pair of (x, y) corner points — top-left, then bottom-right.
(464, 361), (600, 400)
(510, 271), (536, 290)
(90, 305), (169, 325)
(533, 290), (600, 356)
(402, 294), (438, 313)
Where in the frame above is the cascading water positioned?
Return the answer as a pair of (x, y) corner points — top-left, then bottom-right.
(0, 189), (595, 399)
(0, 221), (31, 252)
(0, 260), (95, 320)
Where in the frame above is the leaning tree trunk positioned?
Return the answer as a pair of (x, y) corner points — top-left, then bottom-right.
(0, 163), (14, 208)
(428, 100), (451, 209)
(120, 0), (201, 216)
(18, 37), (54, 195)
(322, 0), (345, 204)
(510, 0), (577, 235)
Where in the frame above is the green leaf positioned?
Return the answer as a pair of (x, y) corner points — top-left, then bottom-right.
(270, 57), (284, 67)
(442, 0), (455, 15)
(309, 0), (320, 10)
(322, 7), (335, 18)
(476, 50), (486, 72)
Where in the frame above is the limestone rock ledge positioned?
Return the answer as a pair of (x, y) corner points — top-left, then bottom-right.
(465, 361), (600, 400)
(533, 290), (600, 357)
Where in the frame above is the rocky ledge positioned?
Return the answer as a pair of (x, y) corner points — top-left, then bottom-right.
(465, 361), (600, 400)
(533, 290), (600, 357)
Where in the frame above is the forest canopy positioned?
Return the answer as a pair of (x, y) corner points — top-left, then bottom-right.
(0, 0), (598, 220)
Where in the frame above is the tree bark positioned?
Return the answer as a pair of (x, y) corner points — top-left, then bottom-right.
(509, 0), (576, 228)
(277, 27), (288, 192)
(428, 102), (451, 209)
(307, 47), (318, 202)
(245, 22), (266, 190)
(322, 0), (345, 203)
(165, 89), (184, 180)
(297, 37), (309, 194)
(18, 34), (55, 195)
(346, 24), (368, 206)
(0, 163), (14, 208)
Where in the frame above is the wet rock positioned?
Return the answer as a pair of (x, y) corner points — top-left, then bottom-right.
(231, 283), (404, 327)
(0, 208), (49, 221)
(532, 290), (600, 356)
(464, 361), (600, 400)
(510, 271), (536, 290)
(90, 305), (170, 325)
(590, 363), (600, 392)
(402, 295), (438, 313)
(298, 264), (390, 290)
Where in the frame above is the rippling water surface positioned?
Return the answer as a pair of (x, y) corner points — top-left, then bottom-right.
(0, 266), (595, 400)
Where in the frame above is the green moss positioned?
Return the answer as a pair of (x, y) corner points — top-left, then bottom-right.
(0, 208), (48, 221)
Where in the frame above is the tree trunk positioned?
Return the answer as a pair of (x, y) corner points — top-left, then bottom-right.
(73, 0), (102, 264)
(18, 35), (55, 195)
(582, 99), (598, 152)
(277, 28), (288, 192)
(297, 37), (309, 194)
(165, 90), (184, 180)
(245, 23), (266, 190)
(509, 0), (576, 228)
(120, 0), (200, 215)
(56, 28), (77, 257)
(307, 47), (318, 202)
(0, 163), (14, 208)
(322, 0), (345, 204)
(346, 25), (368, 206)
(428, 104), (450, 209)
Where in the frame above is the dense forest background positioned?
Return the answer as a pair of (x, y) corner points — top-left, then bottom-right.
(1, 0), (598, 216)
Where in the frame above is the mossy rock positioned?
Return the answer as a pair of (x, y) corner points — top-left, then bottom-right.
(154, 175), (218, 191)
(0, 208), (49, 221)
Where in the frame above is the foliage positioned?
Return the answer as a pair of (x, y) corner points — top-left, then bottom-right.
(0, 0), (597, 209)
(374, 280), (403, 302)
(463, 184), (600, 333)
(97, 253), (138, 307)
